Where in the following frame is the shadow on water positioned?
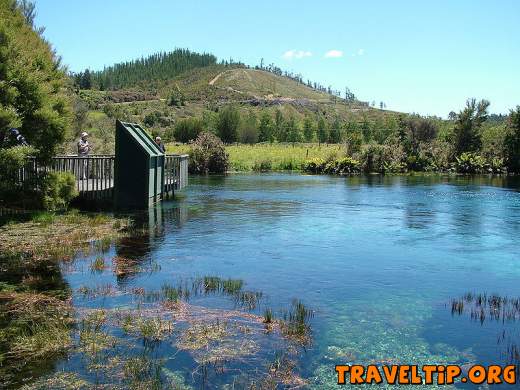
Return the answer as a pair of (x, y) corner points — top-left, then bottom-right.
(112, 202), (189, 284)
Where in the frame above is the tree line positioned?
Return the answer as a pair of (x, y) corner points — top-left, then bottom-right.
(72, 49), (217, 90)
(166, 101), (520, 173)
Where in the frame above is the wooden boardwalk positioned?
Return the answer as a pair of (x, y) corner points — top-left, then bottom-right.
(19, 154), (188, 202)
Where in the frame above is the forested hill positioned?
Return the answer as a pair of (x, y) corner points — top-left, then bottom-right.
(74, 49), (217, 90)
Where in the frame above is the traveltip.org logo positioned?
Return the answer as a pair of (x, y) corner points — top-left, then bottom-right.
(335, 364), (517, 385)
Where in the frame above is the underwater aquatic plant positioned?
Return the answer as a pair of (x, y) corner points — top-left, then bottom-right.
(90, 257), (106, 272)
(263, 308), (273, 324)
(280, 299), (314, 344)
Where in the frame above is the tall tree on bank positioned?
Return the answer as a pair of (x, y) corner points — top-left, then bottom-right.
(453, 98), (490, 155)
(303, 116), (315, 142)
(328, 118), (342, 143)
(0, 0), (71, 159)
(216, 105), (240, 143)
(258, 112), (273, 143)
(274, 109), (285, 142)
(317, 116), (328, 145)
(504, 106), (520, 173)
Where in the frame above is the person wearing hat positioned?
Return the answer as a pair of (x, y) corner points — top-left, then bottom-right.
(78, 132), (91, 179)
(155, 136), (166, 153)
(78, 132), (91, 156)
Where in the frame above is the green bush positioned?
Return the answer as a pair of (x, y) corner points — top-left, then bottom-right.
(40, 172), (78, 211)
(301, 157), (326, 173)
(454, 152), (487, 174)
(302, 157), (360, 175)
(188, 132), (229, 174)
(332, 157), (361, 174)
(488, 157), (506, 174)
(0, 146), (34, 179)
(216, 106), (240, 143)
(252, 159), (272, 172)
(0, 146), (35, 201)
(172, 117), (204, 143)
(360, 143), (388, 173)
(504, 106), (520, 173)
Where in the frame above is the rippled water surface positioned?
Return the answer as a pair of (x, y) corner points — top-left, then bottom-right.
(55, 174), (520, 387)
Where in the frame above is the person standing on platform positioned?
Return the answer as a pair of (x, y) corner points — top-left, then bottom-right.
(155, 136), (166, 153)
(77, 132), (90, 179)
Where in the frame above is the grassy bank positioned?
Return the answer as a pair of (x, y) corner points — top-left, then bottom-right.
(167, 142), (344, 172)
(0, 211), (130, 387)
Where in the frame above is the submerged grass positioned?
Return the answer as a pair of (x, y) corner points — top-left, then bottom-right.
(0, 211), (130, 260)
(0, 210), (131, 388)
(280, 299), (314, 344)
(0, 292), (74, 386)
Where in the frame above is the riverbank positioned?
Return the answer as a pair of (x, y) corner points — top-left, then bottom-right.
(0, 211), (130, 387)
(167, 142), (511, 175)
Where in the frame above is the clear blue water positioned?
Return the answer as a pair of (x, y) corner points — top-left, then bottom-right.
(58, 174), (520, 388)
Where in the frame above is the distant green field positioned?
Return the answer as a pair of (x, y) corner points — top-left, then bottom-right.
(166, 142), (345, 171)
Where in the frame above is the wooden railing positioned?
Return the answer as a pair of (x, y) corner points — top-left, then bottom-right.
(164, 154), (189, 194)
(18, 154), (188, 201)
(22, 155), (115, 199)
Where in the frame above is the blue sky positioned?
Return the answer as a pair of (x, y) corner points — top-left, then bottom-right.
(35, 0), (519, 117)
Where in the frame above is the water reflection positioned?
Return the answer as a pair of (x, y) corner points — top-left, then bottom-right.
(113, 202), (189, 283)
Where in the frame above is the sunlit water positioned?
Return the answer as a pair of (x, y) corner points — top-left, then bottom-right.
(56, 174), (520, 388)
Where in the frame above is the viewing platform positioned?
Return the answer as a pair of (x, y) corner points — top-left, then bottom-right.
(17, 121), (189, 209)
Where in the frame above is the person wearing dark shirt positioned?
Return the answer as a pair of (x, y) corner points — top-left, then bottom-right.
(155, 136), (166, 153)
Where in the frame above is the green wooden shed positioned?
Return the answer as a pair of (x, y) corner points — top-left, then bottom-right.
(114, 120), (165, 209)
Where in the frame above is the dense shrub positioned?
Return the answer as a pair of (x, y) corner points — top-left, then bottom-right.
(301, 157), (326, 173)
(188, 132), (229, 174)
(302, 157), (360, 174)
(0, 146), (35, 201)
(172, 117), (204, 143)
(360, 144), (386, 173)
(238, 111), (259, 144)
(0, 148), (78, 210)
(417, 140), (454, 171)
(252, 159), (272, 172)
(504, 106), (520, 173)
(453, 153), (506, 174)
(324, 157), (361, 174)
(216, 106), (240, 143)
(454, 153), (487, 174)
(167, 87), (186, 107)
(40, 172), (78, 211)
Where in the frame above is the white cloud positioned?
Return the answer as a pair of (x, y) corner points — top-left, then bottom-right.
(324, 50), (343, 58)
(357, 48), (365, 56)
(282, 50), (312, 60)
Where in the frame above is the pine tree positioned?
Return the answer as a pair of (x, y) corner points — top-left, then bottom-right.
(328, 118), (342, 143)
(317, 117), (328, 145)
(216, 106), (240, 143)
(504, 106), (520, 172)
(0, 0), (71, 160)
(274, 109), (285, 141)
(285, 117), (302, 144)
(303, 117), (315, 142)
(90, 48), (217, 90)
(453, 98), (489, 155)
(258, 112), (273, 142)
(80, 69), (92, 89)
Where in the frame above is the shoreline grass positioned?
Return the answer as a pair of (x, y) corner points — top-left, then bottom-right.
(167, 142), (344, 172)
(0, 211), (131, 388)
